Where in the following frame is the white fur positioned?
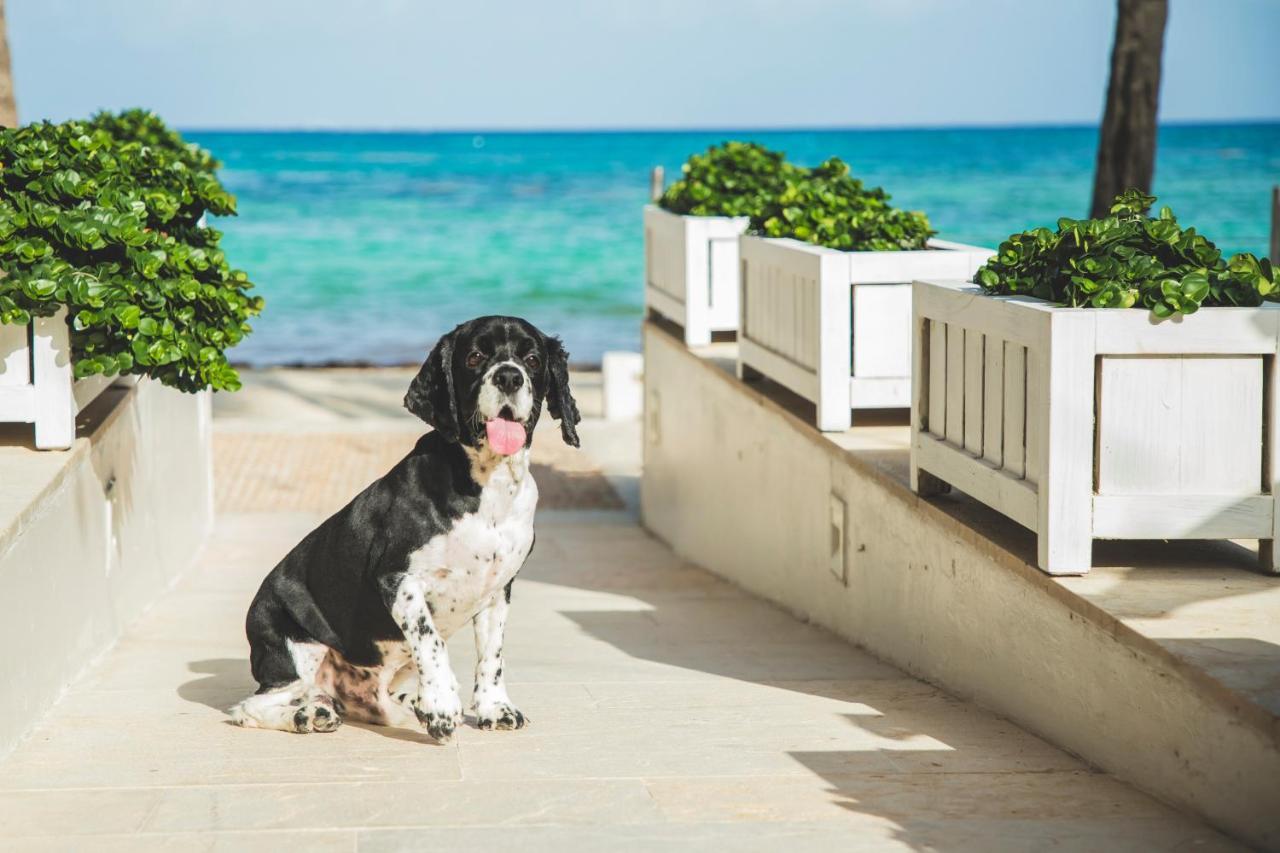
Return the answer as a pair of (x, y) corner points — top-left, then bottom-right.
(391, 445), (536, 738)
(229, 641), (340, 732)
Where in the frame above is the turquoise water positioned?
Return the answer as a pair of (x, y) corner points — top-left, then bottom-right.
(186, 125), (1280, 366)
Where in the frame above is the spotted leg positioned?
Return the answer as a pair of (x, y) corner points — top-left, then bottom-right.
(471, 581), (527, 730)
(386, 575), (463, 742)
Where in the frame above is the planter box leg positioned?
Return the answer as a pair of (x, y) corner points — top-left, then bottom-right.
(738, 361), (763, 382)
(912, 468), (951, 497)
(1265, 357), (1280, 574)
(1260, 541), (1280, 575)
(1035, 315), (1095, 575)
(683, 321), (711, 348)
(32, 310), (75, 450)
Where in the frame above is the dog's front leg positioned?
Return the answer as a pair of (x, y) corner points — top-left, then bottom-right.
(386, 575), (462, 742)
(471, 582), (527, 730)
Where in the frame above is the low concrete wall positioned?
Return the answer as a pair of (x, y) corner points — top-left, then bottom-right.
(0, 379), (213, 758)
(641, 321), (1280, 850)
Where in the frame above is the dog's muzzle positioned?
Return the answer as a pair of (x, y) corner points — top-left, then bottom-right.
(478, 361), (534, 455)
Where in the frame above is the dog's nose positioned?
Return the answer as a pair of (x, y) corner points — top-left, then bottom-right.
(493, 365), (524, 395)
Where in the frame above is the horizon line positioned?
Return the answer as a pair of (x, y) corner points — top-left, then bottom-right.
(176, 118), (1280, 135)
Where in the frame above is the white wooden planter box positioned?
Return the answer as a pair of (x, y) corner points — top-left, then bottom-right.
(644, 205), (749, 346)
(0, 307), (120, 449)
(909, 279), (1280, 576)
(737, 235), (992, 431)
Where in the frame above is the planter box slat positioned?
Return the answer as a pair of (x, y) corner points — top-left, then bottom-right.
(982, 336), (1004, 467)
(1003, 343), (1027, 479)
(1092, 494), (1273, 539)
(1, 323), (30, 386)
(0, 307), (120, 449)
(742, 236), (993, 431)
(644, 206), (748, 346)
(911, 279), (1280, 575)
(964, 329), (984, 454)
(944, 324), (965, 447)
(914, 432), (1039, 531)
(926, 320), (946, 435)
(1094, 309), (1280, 354)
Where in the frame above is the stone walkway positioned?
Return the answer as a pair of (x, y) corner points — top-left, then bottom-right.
(0, 370), (1242, 851)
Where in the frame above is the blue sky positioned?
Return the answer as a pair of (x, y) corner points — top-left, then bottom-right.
(8, 0), (1278, 129)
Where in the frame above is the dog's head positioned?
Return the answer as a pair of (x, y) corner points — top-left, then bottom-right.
(404, 316), (580, 453)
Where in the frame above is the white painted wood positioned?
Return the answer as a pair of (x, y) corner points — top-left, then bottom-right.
(0, 386), (35, 420)
(910, 312), (928, 493)
(32, 308), (76, 450)
(912, 279), (1280, 575)
(964, 328), (984, 455)
(1097, 356), (1263, 496)
(1092, 495), (1273, 539)
(913, 280), (1053, 349)
(982, 336), (1004, 467)
(1035, 312), (1095, 574)
(945, 323), (965, 447)
(1003, 343), (1027, 478)
(1094, 308), (1280, 355)
(737, 337), (820, 401)
(847, 376), (912, 409)
(927, 320), (947, 437)
(1264, 354), (1280, 573)
(739, 241), (995, 431)
(644, 205), (748, 346)
(852, 283), (912, 378)
(914, 432), (1039, 531)
(1024, 346), (1043, 488)
(1, 322), (29, 386)
(815, 251), (853, 431)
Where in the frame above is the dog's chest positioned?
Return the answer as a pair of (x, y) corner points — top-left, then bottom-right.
(405, 456), (537, 637)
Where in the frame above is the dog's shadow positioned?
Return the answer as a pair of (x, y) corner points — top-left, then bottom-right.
(177, 657), (440, 745)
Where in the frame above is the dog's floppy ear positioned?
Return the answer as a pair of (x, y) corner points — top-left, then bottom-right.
(405, 327), (461, 441)
(544, 335), (580, 448)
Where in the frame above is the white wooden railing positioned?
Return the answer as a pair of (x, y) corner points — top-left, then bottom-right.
(737, 236), (992, 430)
(0, 308), (120, 449)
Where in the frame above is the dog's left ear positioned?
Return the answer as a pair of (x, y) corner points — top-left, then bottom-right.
(405, 326), (461, 441)
(544, 335), (580, 448)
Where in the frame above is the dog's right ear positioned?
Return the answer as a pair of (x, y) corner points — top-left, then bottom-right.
(404, 328), (460, 441)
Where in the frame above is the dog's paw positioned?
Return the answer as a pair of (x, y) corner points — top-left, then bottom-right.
(291, 697), (342, 734)
(414, 707), (459, 742)
(413, 690), (463, 743)
(475, 703), (528, 731)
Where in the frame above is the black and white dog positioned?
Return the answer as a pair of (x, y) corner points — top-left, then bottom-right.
(230, 316), (579, 742)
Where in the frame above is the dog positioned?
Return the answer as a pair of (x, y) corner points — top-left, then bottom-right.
(229, 316), (579, 742)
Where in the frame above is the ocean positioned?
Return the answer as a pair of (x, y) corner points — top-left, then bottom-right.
(185, 124), (1280, 367)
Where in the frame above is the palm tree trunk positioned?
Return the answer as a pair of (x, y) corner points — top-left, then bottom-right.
(1090, 0), (1168, 217)
(0, 0), (15, 127)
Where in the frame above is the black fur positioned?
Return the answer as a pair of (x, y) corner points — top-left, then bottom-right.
(244, 316), (578, 690)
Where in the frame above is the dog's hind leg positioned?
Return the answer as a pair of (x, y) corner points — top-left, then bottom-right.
(231, 636), (343, 734)
(232, 588), (344, 733)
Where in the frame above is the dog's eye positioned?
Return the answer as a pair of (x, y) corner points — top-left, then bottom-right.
(466, 351), (484, 369)
(523, 354), (541, 371)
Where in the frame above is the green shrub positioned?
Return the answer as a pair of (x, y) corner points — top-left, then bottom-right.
(0, 109), (262, 392)
(974, 189), (1276, 316)
(755, 157), (933, 251)
(658, 141), (800, 219)
(659, 141), (934, 252)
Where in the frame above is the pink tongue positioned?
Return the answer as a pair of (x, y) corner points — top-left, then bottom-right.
(485, 419), (527, 455)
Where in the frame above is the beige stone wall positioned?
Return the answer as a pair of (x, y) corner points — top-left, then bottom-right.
(641, 322), (1280, 850)
(0, 380), (213, 758)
